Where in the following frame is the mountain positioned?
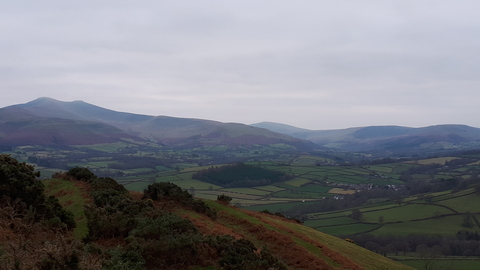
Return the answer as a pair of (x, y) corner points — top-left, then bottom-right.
(0, 98), (313, 149)
(0, 106), (137, 146)
(251, 122), (480, 154)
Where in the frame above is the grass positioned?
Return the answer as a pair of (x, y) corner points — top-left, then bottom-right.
(196, 190), (262, 200)
(304, 217), (356, 228)
(219, 187), (272, 196)
(72, 142), (130, 152)
(123, 181), (150, 192)
(42, 178), (90, 239)
(405, 157), (460, 165)
(253, 185), (286, 192)
(316, 223), (379, 236)
(279, 221), (413, 270)
(398, 258), (480, 270)
(245, 201), (318, 212)
(296, 184), (333, 193)
(361, 203), (455, 223)
(372, 215), (476, 236)
(170, 179), (221, 190)
(202, 201), (412, 270)
(284, 177), (312, 187)
(272, 190), (326, 199)
(437, 192), (480, 212)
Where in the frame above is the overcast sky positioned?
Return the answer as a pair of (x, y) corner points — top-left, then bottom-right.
(1, 1), (479, 130)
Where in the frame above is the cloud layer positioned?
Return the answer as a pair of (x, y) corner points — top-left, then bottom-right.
(1, 1), (479, 129)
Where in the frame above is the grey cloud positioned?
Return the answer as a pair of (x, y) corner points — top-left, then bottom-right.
(1, 1), (480, 129)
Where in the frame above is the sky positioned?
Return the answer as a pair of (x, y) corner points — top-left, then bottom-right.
(1, 1), (480, 130)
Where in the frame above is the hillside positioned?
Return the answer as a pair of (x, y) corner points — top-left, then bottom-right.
(251, 122), (480, 154)
(0, 155), (412, 270)
(0, 98), (313, 149)
(0, 108), (138, 146)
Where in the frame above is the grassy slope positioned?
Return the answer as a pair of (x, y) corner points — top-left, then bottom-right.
(176, 201), (413, 270)
(43, 178), (91, 239)
(42, 177), (412, 269)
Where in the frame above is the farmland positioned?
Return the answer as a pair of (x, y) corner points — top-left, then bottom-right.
(6, 143), (480, 269)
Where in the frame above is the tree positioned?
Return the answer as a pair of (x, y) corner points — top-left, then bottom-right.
(217, 194), (232, 204)
(461, 213), (474, 228)
(378, 215), (385, 224)
(424, 194), (434, 204)
(351, 209), (363, 222)
(0, 154), (75, 228)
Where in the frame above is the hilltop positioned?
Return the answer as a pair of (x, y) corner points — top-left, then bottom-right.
(252, 122), (480, 155)
(0, 155), (412, 270)
(0, 98), (313, 150)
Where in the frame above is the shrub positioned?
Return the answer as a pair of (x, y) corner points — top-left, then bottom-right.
(144, 182), (192, 203)
(217, 194), (232, 204)
(66, 167), (96, 182)
(0, 155), (75, 229)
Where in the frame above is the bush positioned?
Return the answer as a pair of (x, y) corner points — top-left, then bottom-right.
(0, 154), (75, 229)
(90, 177), (128, 193)
(66, 167), (96, 182)
(217, 194), (232, 204)
(144, 182), (192, 203)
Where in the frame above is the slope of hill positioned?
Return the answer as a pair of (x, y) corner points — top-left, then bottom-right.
(1, 98), (313, 149)
(0, 155), (412, 270)
(0, 107), (138, 146)
(42, 169), (412, 270)
(251, 122), (480, 154)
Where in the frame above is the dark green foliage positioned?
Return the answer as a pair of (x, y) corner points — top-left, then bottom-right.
(85, 205), (139, 239)
(66, 167), (96, 182)
(192, 163), (293, 188)
(90, 177), (128, 193)
(1, 159), (287, 270)
(103, 246), (145, 270)
(85, 189), (153, 239)
(259, 209), (303, 224)
(189, 199), (217, 220)
(143, 182), (192, 202)
(217, 194), (232, 204)
(0, 154), (75, 229)
(350, 209), (363, 222)
(41, 195), (76, 229)
(218, 239), (287, 270)
(461, 213), (474, 228)
(84, 176), (286, 269)
(144, 182), (217, 219)
(129, 213), (198, 239)
(36, 250), (79, 270)
(1, 154), (42, 206)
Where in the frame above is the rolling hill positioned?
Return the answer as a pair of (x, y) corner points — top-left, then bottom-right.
(0, 98), (313, 149)
(44, 171), (413, 270)
(251, 122), (480, 154)
(0, 154), (412, 269)
(0, 107), (137, 146)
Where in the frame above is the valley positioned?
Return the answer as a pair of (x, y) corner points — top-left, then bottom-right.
(3, 98), (480, 269)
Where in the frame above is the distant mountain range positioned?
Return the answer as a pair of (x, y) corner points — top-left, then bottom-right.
(2, 97), (480, 155)
(0, 98), (312, 149)
(251, 122), (480, 154)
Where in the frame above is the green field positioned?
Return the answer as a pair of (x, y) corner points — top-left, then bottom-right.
(398, 258), (480, 270)
(373, 215), (476, 236)
(361, 203), (455, 223)
(317, 223), (379, 236)
(304, 217), (356, 228)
